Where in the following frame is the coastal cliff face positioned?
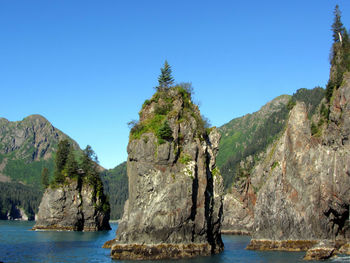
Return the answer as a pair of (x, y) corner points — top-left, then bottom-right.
(221, 184), (255, 235)
(106, 86), (224, 260)
(246, 74), (350, 251)
(33, 179), (110, 231)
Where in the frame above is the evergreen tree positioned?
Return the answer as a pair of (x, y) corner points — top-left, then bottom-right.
(65, 149), (78, 178)
(158, 60), (174, 90)
(41, 167), (49, 188)
(54, 139), (70, 184)
(332, 5), (345, 42)
(326, 5), (350, 102)
(81, 145), (99, 184)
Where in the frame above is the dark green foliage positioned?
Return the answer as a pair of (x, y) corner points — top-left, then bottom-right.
(0, 182), (42, 220)
(81, 145), (99, 185)
(41, 167), (49, 188)
(320, 103), (329, 119)
(65, 150), (79, 178)
(101, 162), (128, 220)
(54, 139), (71, 184)
(3, 157), (54, 190)
(154, 103), (173, 115)
(287, 98), (296, 110)
(157, 60), (174, 90)
(325, 80), (335, 103)
(156, 121), (173, 144)
(311, 122), (318, 136)
(291, 87), (325, 118)
(326, 5), (350, 103)
(332, 5), (345, 43)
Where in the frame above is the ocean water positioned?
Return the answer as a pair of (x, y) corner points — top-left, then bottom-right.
(0, 221), (349, 263)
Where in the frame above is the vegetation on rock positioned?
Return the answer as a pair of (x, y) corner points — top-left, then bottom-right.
(157, 60), (174, 90)
(326, 5), (350, 103)
(218, 88), (324, 189)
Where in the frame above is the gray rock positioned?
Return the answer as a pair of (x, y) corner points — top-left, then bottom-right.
(33, 179), (110, 231)
(304, 241), (335, 261)
(107, 88), (224, 259)
(247, 74), (350, 250)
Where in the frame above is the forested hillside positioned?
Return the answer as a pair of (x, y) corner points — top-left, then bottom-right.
(101, 162), (128, 220)
(218, 87), (324, 189)
(0, 115), (80, 188)
(0, 182), (41, 220)
(0, 115), (82, 219)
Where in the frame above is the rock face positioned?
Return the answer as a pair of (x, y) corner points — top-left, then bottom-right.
(246, 74), (350, 251)
(219, 88), (325, 233)
(106, 87), (224, 259)
(33, 179), (110, 231)
(221, 186), (254, 235)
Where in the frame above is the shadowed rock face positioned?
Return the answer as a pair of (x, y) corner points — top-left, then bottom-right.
(246, 74), (350, 252)
(33, 179), (110, 231)
(106, 87), (224, 260)
(221, 186), (255, 235)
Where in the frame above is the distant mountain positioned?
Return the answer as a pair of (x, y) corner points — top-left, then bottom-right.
(0, 115), (84, 220)
(0, 115), (80, 187)
(217, 87), (325, 189)
(0, 114), (129, 220)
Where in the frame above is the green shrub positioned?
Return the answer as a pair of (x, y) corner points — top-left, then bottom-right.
(320, 103), (329, 119)
(154, 103), (172, 115)
(142, 99), (151, 109)
(287, 98), (296, 110)
(156, 121), (173, 144)
(179, 153), (192, 165)
(311, 122), (318, 135)
(271, 161), (279, 170)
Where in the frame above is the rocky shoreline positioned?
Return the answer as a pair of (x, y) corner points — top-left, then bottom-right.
(247, 239), (350, 260)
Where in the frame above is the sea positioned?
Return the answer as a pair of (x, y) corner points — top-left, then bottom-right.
(0, 221), (349, 263)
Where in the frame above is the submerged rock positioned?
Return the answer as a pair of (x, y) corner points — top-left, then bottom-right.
(106, 86), (224, 259)
(33, 178), (110, 231)
(304, 241), (335, 261)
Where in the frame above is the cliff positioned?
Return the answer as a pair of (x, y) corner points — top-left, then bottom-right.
(245, 73), (350, 255)
(220, 88), (325, 234)
(104, 86), (224, 259)
(33, 177), (111, 231)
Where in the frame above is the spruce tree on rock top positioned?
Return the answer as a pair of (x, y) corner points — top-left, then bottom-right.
(326, 5), (350, 102)
(158, 60), (174, 91)
(332, 5), (345, 43)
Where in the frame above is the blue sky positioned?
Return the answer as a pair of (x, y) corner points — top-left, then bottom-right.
(1, 0), (349, 169)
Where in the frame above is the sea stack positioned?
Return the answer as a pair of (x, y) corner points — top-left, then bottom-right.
(33, 142), (111, 231)
(105, 85), (224, 259)
(33, 178), (111, 231)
